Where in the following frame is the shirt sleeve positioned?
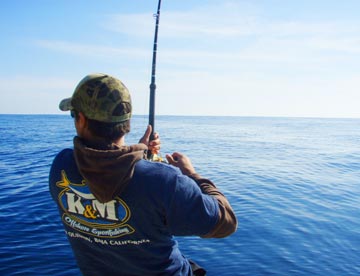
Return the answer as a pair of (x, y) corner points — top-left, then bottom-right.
(165, 174), (219, 237)
(188, 174), (238, 238)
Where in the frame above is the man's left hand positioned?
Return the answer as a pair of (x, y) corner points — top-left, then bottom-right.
(139, 125), (161, 154)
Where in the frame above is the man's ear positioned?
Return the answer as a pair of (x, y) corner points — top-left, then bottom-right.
(77, 112), (88, 129)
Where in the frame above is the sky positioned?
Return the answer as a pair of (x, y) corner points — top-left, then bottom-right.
(1, 0), (360, 118)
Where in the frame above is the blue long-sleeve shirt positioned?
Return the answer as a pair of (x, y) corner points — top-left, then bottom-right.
(49, 148), (220, 275)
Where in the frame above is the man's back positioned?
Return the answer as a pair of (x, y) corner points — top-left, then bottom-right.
(49, 149), (219, 275)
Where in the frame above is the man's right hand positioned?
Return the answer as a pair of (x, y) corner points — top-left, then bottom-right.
(166, 152), (196, 176)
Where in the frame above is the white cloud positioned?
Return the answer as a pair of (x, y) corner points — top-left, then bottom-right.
(0, 75), (74, 91)
(11, 1), (360, 118)
(0, 75), (76, 114)
(35, 40), (149, 59)
(151, 71), (360, 118)
(103, 5), (260, 38)
(33, 0), (360, 69)
(98, 3), (360, 69)
(307, 37), (360, 53)
(103, 2), (360, 42)
(101, 13), (154, 37)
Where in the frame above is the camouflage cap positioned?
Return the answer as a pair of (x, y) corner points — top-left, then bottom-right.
(59, 73), (132, 123)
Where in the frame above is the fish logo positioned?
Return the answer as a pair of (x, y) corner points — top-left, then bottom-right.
(57, 170), (96, 200)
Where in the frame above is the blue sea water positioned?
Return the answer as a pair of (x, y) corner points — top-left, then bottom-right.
(0, 114), (359, 276)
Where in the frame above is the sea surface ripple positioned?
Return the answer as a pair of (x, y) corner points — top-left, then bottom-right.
(0, 115), (359, 275)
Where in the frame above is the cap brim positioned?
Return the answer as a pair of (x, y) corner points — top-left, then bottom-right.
(59, 97), (73, 111)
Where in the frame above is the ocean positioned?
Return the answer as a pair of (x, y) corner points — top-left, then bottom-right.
(0, 114), (359, 276)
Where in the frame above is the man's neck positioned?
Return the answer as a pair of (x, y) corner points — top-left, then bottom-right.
(80, 136), (125, 150)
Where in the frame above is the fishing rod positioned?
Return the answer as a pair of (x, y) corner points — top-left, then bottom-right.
(148, 0), (162, 160)
(149, 0), (161, 139)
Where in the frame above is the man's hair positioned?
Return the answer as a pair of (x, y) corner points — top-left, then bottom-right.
(73, 110), (130, 142)
(87, 119), (130, 141)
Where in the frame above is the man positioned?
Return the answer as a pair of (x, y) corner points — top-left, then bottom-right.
(49, 73), (237, 276)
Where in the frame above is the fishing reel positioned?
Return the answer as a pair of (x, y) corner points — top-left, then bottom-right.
(147, 150), (167, 163)
(148, 153), (165, 162)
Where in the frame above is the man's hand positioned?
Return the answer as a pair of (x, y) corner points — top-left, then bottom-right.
(166, 152), (196, 176)
(139, 125), (161, 154)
